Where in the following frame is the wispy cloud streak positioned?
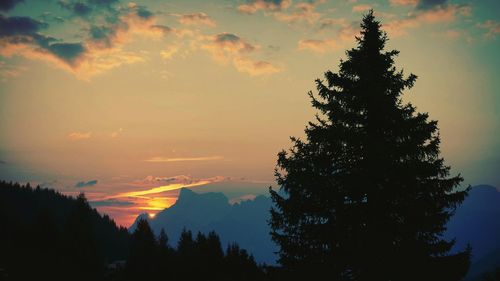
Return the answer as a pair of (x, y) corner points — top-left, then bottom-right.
(144, 156), (223, 162)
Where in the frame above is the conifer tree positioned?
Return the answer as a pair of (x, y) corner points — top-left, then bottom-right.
(127, 218), (158, 278)
(269, 11), (470, 281)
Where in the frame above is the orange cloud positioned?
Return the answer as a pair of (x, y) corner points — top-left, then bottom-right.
(238, 0), (291, 14)
(144, 156), (223, 162)
(178, 12), (216, 27)
(233, 57), (282, 76)
(274, 2), (321, 24)
(0, 4), (176, 80)
(477, 20), (500, 39)
(352, 4), (372, 12)
(0, 61), (25, 82)
(389, 0), (418, 7)
(115, 175), (226, 197)
(201, 32), (281, 76)
(202, 32), (257, 63)
(384, 4), (471, 37)
(67, 132), (92, 140)
(298, 39), (338, 53)
(160, 45), (180, 60)
(110, 128), (123, 138)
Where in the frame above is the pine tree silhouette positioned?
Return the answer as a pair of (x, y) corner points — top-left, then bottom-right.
(127, 218), (158, 279)
(269, 10), (470, 280)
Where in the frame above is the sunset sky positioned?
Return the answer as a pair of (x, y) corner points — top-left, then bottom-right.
(1, 0), (499, 226)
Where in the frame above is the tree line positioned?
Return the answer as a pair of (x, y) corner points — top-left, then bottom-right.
(0, 181), (265, 281)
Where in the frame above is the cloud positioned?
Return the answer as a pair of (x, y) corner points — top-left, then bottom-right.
(238, 0), (291, 14)
(212, 33), (256, 53)
(89, 199), (134, 207)
(75, 179), (98, 188)
(229, 194), (257, 204)
(417, 0), (447, 10)
(178, 12), (216, 27)
(67, 132), (91, 140)
(202, 32), (257, 63)
(352, 4), (372, 12)
(58, 0), (120, 19)
(110, 128), (123, 138)
(160, 45), (179, 60)
(0, 15), (48, 37)
(144, 156), (223, 162)
(0, 34), (86, 68)
(0, 15), (85, 75)
(233, 57), (282, 76)
(319, 18), (348, 29)
(116, 176), (226, 197)
(0, 0), (23, 11)
(141, 175), (195, 184)
(47, 43), (85, 65)
(0, 61), (26, 81)
(201, 32), (281, 76)
(298, 39), (338, 53)
(389, 0), (418, 7)
(0, 3), (174, 79)
(274, 2), (321, 24)
(477, 20), (500, 39)
(384, 4), (471, 37)
(58, 1), (92, 17)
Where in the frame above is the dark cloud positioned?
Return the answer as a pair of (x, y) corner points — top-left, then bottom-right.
(0, 15), (85, 65)
(211, 33), (256, 53)
(73, 2), (92, 16)
(89, 199), (134, 207)
(0, 15), (47, 36)
(0, 160), (6, 164)
(89, 25), (115, 47)
(215, 33), (241, 43)
(87, 0), (118, 7)
(48, 43), (85, 64)
(75, 179), (98, 188)
(58, 1), (92, 17)
(417, 0), (448, 9)
(58, 0), (120, 18)
(0, 0), (23, 11)
(0, 15), (55, 48)
(136, 5), (153, 19)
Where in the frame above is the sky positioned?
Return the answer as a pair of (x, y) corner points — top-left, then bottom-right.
(0, 0), (499, 227)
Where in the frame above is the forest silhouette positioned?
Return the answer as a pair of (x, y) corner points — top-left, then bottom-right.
(0, 11), (481, 281)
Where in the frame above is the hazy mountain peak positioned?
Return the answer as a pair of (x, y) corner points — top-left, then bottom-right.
(131, 188), (277, 264)
(176, 187), (229, 205)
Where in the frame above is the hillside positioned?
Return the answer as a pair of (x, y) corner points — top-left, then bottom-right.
(0, 181), (130, 280)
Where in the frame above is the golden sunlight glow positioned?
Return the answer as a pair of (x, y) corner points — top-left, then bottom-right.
(115, 180), (214, 198)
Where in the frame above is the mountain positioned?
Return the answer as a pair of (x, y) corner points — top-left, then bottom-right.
(444, 185), (500, 280)
(132, 184), (500, 269)
(465, 247), (500, 281)
(445, 185), (500, 262)
(130, 188), (278, 264)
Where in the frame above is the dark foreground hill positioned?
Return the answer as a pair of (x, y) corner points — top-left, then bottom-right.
(0, 181), (130, 280)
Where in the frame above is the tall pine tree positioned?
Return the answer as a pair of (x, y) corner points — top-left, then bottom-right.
(270, 11), (470, 281)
